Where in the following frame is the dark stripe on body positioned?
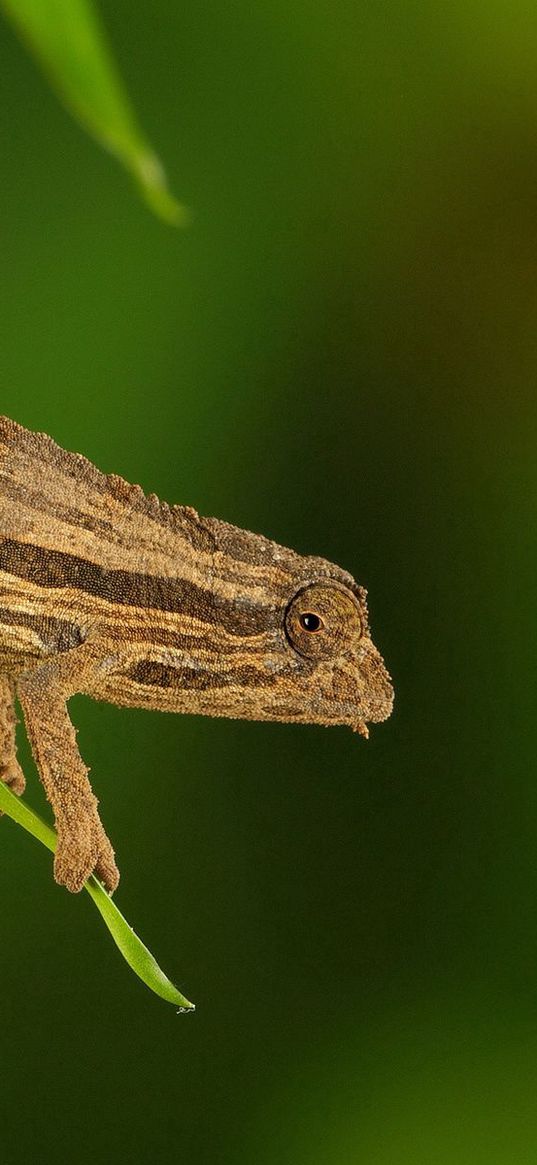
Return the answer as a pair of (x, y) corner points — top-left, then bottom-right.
(0, 605), (83, 652)
(0, 539), (278, 636)
(128, 660), (274, 690)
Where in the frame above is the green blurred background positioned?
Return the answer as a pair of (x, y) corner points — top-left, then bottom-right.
(1, 1), (536, 1162)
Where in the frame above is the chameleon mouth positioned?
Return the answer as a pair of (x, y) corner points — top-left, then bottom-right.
(357, 649), (394, 730)
(331, 646), (394, 736)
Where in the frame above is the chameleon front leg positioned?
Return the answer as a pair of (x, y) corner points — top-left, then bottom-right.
(17, 645), (119, 893)
(0, 675), (25, 798)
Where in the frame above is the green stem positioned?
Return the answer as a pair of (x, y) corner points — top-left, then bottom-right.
(0, 779), (195, 1011)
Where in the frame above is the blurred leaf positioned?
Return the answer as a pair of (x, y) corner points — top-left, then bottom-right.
(0, 779), (195, 1010)
(1, 0), (187, 224)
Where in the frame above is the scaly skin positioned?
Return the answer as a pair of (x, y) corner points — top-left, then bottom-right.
(0, 416), (393, 891)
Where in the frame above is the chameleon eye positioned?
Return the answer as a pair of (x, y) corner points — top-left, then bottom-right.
(285, 583), (362, 660)
(299, 612), (323, 632)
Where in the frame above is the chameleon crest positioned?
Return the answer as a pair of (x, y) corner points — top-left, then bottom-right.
(0, 417), (393, 891)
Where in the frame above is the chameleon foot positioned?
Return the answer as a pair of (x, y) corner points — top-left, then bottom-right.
(94, 828), (120, 893)
(54, 811), (119, 893)
(0, 759), (26, 798)
(0, 675), (25, 808)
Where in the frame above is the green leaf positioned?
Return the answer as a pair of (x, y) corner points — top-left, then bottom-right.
(1, 0), (187, 224)
(0, 779), (195, 1011)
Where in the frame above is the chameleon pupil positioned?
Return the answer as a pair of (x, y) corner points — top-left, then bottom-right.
(300, 612), (322, 632)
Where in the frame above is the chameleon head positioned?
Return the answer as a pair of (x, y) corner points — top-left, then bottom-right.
(116, 521), (393, 737)
(279, 579), (393, 736)
(186, 519), (394, 736)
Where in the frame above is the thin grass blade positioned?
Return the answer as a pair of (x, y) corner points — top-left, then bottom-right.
(1, 0), (186, 224)
(0, 779), (194, 1010)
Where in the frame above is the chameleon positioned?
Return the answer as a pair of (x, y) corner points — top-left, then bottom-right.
(0, 415), (393, 893)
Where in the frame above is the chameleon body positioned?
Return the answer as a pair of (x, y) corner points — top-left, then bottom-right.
(0, 416), (393, 892)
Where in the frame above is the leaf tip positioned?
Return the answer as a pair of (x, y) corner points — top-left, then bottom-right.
(176, 1002), (196, 1015)
(134, 150), (190, 227)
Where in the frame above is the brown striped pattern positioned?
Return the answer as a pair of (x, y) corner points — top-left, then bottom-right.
(0, 414), (393, 731)
(0, 604), (83, 653)
(127, 660), (275, 691)
(0, 415), (393, 892)
(0, 538), (278, 635)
